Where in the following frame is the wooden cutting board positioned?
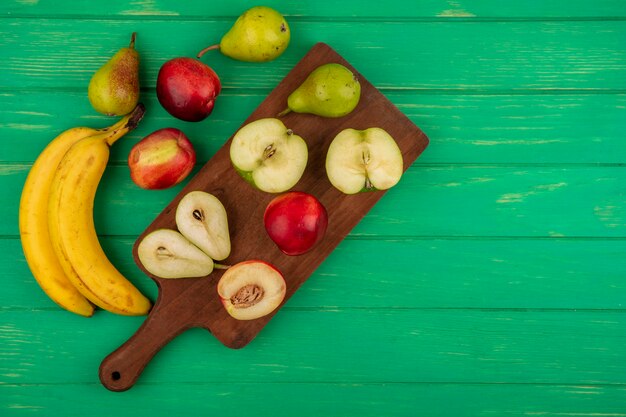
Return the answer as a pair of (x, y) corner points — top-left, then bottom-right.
(99, 42), (429, 391)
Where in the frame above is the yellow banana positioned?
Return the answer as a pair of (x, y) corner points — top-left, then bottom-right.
(20, 126), (101, 317)
(49, 104), (151, 316)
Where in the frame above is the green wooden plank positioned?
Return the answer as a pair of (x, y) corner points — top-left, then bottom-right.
(3, 166), (625, 237)
(2, 383), (626, 417)
(4, 237), (626, 310)
(2, 0), (625, 19)
(1, 20), (625, 90)
(2, 92), (625, 165)
(1, 309), (626, 384)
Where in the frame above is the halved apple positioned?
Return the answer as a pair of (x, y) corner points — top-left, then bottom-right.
(137, 229), (214, 279)
(176, 191), (231, 261)
(325, 127), (404, 194)
(217, 260), (286, 320)
(230, 118), (308, 193)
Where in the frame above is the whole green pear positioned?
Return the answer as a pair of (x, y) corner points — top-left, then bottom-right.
(197, 6), (290, 62)
(88, 32), (140, 116)
(279, 63), (361, 118)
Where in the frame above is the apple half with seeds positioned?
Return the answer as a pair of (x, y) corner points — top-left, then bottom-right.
(217, 260), (286, 320)
(325, 127), (404, 194)
(230, 118), (308, 193)
(137, 229), (214, 279)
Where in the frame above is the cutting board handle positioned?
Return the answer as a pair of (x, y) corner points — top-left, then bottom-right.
(99, 297), (190, 392)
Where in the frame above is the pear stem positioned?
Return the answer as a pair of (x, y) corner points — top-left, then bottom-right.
(214, 263), (231, 270)
(197, 44), (220, 59)
(129, 32), (137, 49)
(277, 108), (291, 117)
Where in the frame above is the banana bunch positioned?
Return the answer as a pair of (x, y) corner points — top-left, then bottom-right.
(19, 104), (152, 317)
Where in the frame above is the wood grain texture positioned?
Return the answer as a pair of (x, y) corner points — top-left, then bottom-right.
(3, 0), (626, 18)
(2, 166), (626, 237)
(3, 237), (626, 310)
(4, 383), (626, 417)
(3, 310), (626, 384)
(2, 20), (625, 91)
(1, 0), (625, 414)
(2, 92), (625, 164)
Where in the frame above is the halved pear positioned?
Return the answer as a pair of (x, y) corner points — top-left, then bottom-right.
(176, 191), (231, 261)
(137, 229), (214, 279)
(217, 260), (286, 320)
(325, 127), (404, 194)
(230, 118), (308, 193)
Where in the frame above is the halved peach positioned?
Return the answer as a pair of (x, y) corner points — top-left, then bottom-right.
(217, 260), (286, 320)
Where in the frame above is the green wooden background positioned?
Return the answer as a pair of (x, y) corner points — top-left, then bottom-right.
(2, 0), (625, 415)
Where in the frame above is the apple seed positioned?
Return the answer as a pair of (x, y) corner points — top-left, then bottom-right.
(361, 150), (371, 165)
(263, 143), (276, 159)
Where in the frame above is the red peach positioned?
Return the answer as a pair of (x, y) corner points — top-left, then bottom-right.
(264, 191), (328, 256)
(128, 128), (196, 190)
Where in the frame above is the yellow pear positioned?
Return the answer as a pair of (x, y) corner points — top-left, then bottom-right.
(88, 33), (140, 116)
(197, 7), (289, 62)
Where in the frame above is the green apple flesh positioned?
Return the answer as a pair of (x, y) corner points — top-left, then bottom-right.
(230, 118), (308, 193)
(175, 191), (231, 261)
(137, 229), (214, 279)
(325, 127), (404, 194)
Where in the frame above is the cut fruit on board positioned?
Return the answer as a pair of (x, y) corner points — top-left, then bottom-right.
(99, 42), (429, 392)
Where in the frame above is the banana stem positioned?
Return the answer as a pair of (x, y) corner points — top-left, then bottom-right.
(214, 263), (231, 270)
(104, 103), (145, 146)
(125, 103), (146, 131)
(197, 44), (220, 59)
(99, 102), (142, 134)
(129, 32), (137, 49)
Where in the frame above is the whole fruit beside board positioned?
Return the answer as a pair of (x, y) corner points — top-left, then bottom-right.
(128, 128), (196, 190)
(20, 104), (151, 317)
(156, 57), (221, 122)
(88, 33), (140, 117)
(197, 6), (290, 62)
(264, 191), (328, 255)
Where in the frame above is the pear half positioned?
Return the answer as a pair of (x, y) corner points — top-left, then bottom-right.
(176, 191), (231, 261)
(230, 118), (308, 193)
(325, 127), (404, 194)
(137, 229), (214, 279)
